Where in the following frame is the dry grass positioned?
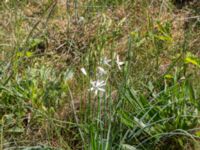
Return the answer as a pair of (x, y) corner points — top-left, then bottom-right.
(1, 0), (200, 149)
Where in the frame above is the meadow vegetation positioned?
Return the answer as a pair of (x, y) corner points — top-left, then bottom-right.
(0, 0), (200, 149)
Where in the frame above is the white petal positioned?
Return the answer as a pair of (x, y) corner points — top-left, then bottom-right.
(119, 62), (124, 65)
(98, 66), (107, 75)
(99, 80), (104, 84)
(103, 57), (111, 66)
(81, 67), (87, 76)
(98, 88), (105, 92)
(99, 81), (106, 86)
(90, 81), (96, 86)
(118, 66), (122, 70)
(95, 90), (98, 95)
(105, 63), (111, 67)
(116, 55), (120, 62)
(95, 80), (101, 86)
(101, 83), (106, 87)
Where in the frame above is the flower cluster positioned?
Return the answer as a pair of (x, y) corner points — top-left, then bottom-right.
(81, 54), (124, 95)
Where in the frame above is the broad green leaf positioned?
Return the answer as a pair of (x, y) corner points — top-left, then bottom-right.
(195, 131), (200, 137)
(184, 57), (200, 67)
(164, 74), (173, 79)
(26, 51), (33, 57)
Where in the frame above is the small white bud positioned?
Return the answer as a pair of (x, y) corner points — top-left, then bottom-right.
(81, 67), (87, 76)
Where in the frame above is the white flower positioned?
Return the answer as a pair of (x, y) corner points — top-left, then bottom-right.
(116, 55), (124, 70)
(97, 66), (107, 76)
(102, 57), (111, 67)
(90, 80), (106, 95)
(80, 67), (87, 76)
